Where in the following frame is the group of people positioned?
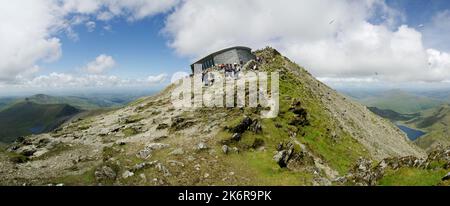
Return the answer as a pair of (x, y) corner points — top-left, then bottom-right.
(202, 62), (243, 86)
(201, 57), (264, 86)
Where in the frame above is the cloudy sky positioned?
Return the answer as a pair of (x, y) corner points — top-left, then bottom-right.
(1, 0), (450, 95)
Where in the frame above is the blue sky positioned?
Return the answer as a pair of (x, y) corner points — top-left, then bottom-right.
(42, 14), (189, 79)
(2, 0), (450, 95)
(386, 0), (450, 24)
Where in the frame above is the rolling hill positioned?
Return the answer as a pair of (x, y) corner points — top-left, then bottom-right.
(0, 97), (16, 111)
(368, 102), (450, 151)
(352, 90), (443, 114)
(405, 104), (450, 151)
(0, 102), (81, 143)
(0, 93), (146, 112)
(367, 107), (419, 121)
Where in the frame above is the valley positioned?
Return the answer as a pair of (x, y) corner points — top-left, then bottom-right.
(353, 93), (450, 152)
(0, 93), (148, 144)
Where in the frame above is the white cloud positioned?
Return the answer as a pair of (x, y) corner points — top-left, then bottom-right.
(0, 0), (62, 82)
(83, 54), (116, 74)
(97, 11), (114, 21)
(103, 25), (113, 32)
(85, 21), (96, 32)
(15, 72), (167, 89)
(147, 74), (168, 85)
(60, 0), (180, 21)
(0, 0), (180, 84)
(163, 0), (450, 83)
(3, 0), (450, 89)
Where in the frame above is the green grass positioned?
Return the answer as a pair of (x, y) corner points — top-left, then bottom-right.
(122, 127), (139, 137)
(33, 143), (72, 161)
(52, 169), (97, 186)
(6, 151), (29, 163)
(274, 59), (369, 174)
(226, 150), (313, 185)
(378, 168), (449, 186)
(123, 114), (145, 124)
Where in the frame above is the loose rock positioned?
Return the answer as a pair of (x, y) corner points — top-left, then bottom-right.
(122, 170), (135, 179)
(95, 166), (117, 182)
(222, 145), (229, 154)
(443, 172), (450, 181)
(196, 142), (208, 151)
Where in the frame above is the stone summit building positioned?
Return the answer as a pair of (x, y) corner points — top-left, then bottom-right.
(190, 46), (255, 73)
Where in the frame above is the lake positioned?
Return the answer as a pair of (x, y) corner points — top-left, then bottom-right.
(396, 124), (426, 141)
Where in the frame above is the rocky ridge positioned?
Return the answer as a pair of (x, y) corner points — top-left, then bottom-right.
(0, 47), (443, 186)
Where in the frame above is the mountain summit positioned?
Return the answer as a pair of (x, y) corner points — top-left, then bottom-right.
(1, 47), (436, 186)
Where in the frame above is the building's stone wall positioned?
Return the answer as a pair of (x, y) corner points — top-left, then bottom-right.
(213, 49), (239, 65)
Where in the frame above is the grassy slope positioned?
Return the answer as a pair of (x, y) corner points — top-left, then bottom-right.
(0, 102), (81, 143)
(407, 104), (450, 150)
(378, 168), (448, 186)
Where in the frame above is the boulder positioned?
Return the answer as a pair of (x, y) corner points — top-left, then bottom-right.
(443, 172), (450, 181)
(273, 143), (295, 168)
(196, 142), (208, 151)
(231, 117), (253, 134)
(167, 160), (185, 167)
(146, 143), (169, 151)
(230, 133), (242, 141)
(137, 148), (152, 159)
(95, 166), (117, 182)
(249, 120), (262, 134)
(122, 170), (134, 179)
(346, 158), (380, 186)
(273, 150), (288, 168)
(156, 123), (169, 130)
(99, 128), (110, 136)
(7, 145), (20, 152)
(19, 146), (37, 157)
(289, 99), (310, 126)
(156, 163), (171, 177)
(171, 117), (195, 131)
(36, 138), (51, 148)
(231, 147), (240, 154)
(132, 161), (158, 172)
(137, 143), (169, 159)
(222, 145), (229, 154)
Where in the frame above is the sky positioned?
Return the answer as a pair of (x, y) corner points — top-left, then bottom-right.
(1, 0), (450, 96)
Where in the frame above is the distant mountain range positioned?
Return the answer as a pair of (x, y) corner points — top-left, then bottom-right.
(344, 89), (444, 114)
(0, 93), (146, 143)
(342, 88), (450, 152)
(367, 103), (450, 151)
(0, 93), (140, 111)
(0, 101), (81, 143)
(367, 107), (419, 121)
